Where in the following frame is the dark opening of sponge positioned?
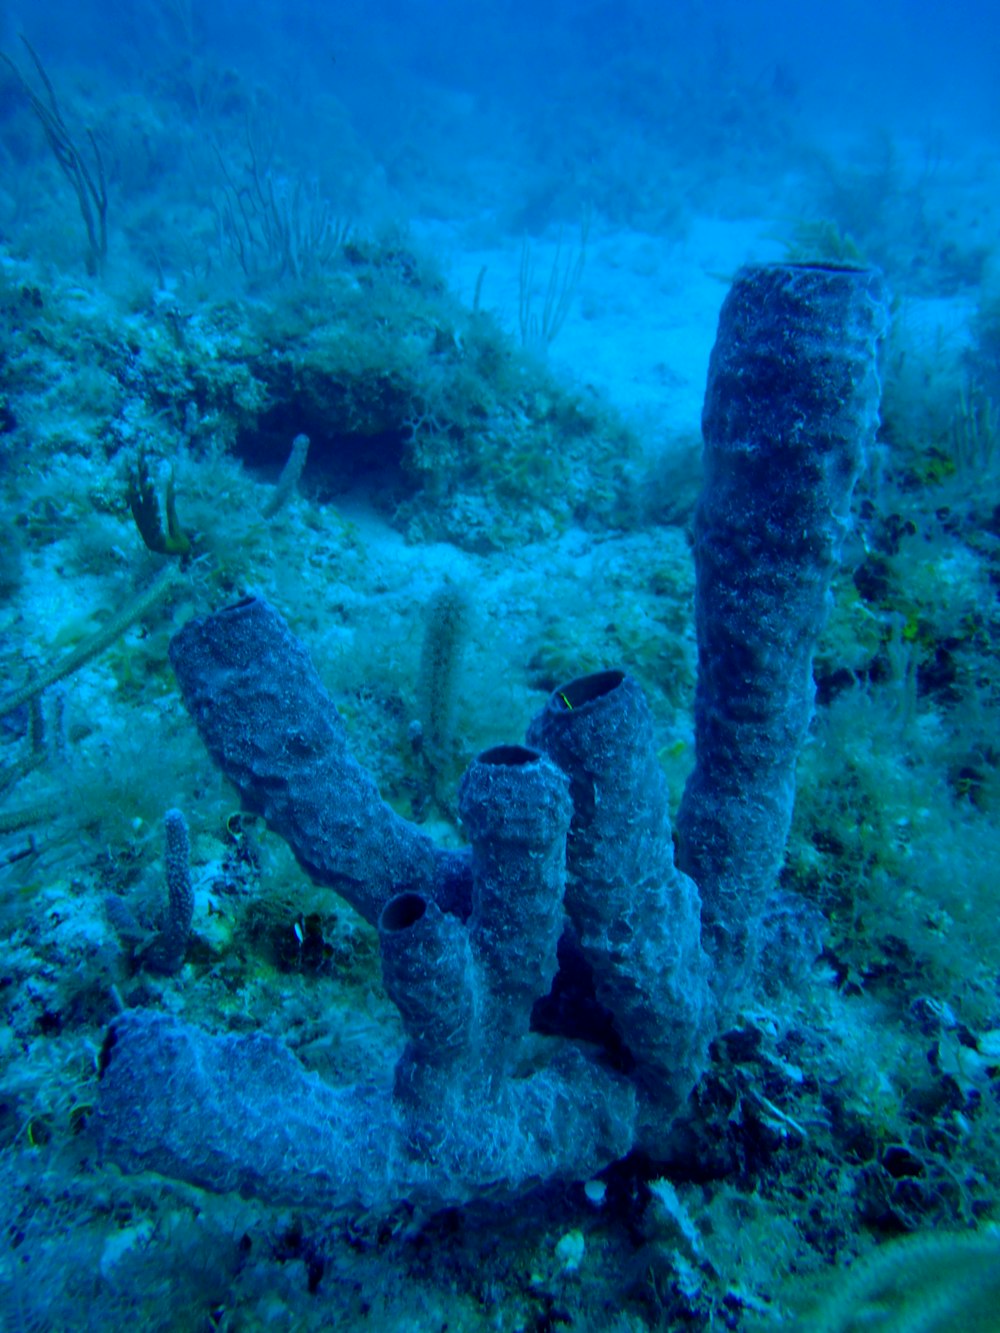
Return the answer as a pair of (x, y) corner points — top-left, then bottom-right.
(380, 891), (428, 933)
(476, 744), (540, 767)
(555, 669), (625, 710)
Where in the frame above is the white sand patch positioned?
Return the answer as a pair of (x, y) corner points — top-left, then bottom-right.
(416, 211), (785, 443)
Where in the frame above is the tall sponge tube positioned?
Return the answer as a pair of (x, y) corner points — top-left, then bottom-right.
(675, 262), (890, 1012)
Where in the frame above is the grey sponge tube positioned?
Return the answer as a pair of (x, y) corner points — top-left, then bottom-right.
(168, 596), (470, 925)
(378, 891), (476, 1107)
(96, 1008), (636, 1211)
(675, 263), (889, 1010)
(528, 670), (712, 1132)
(97, 1009), (397, 1208)
(457, 745), (572, 1061)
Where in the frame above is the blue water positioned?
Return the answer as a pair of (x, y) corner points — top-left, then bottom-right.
(1, 2), (999, 1329)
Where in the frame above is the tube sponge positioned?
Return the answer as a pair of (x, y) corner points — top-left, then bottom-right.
(675, 263), (890, 1010)
(96, 1009), (397, 1208)
(458, 745), (572, 1061)
(168, 596), (471, 924)
(528, 670), (711, 1131)
(378, 891), (475, 1106)
(96, 1007), (636, 1212)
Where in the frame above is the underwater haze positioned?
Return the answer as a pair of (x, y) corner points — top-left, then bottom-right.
(2, 0), (1000, 1329)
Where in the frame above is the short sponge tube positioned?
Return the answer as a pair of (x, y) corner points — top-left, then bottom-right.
(378, 890), (475, 1104)
(457, 744), (572, 1059)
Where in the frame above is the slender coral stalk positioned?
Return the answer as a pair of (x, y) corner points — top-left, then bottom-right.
(0, 568), (181, 721)
(1, 36), (108, 275)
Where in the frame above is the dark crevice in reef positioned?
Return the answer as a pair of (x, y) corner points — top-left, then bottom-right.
(235, 405), (412, 505)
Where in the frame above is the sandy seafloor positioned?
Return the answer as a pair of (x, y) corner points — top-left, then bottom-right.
(1, 35), (1000, 1328)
